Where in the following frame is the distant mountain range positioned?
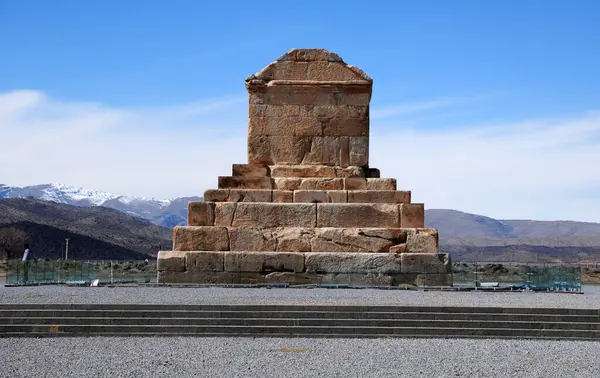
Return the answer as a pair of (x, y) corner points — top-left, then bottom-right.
(0, 183), (201, 228)
(0, 198), (171, 260)
(2, 183), (600, 262)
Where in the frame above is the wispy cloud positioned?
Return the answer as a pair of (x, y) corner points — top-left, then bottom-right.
(370, 111), (600, 222)
(371, 93), (501, 120)
(1, 90), (599, 222)
(0, 90), (247, 199)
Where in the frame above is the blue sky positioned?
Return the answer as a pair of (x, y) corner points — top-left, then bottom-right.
(1, 0), (600, 222)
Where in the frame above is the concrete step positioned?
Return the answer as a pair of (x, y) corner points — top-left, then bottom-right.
(0, 310), (599, 323)
(1, 324), (600, 339)
(2, 317), (600, 330)
(1, 304), (598, 339)
(3, 332), (599, 341)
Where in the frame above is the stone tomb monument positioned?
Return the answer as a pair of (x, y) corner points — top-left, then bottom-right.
(157, 48), (452, 286)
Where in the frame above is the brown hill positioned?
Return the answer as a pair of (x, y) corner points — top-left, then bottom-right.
(0, 198), (172, 260)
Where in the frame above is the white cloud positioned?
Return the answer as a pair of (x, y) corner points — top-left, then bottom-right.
(0, 90), (247, 199)
(1, 90), (599, 222)
(370, 111), (600, 222)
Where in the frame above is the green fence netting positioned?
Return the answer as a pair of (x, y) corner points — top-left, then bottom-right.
(452, 262), (582, 291)
(5, 259), (156, 285)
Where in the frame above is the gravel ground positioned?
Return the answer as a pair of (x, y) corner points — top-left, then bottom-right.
(1, 337), (599, 378)
(1, 285), (599, 308)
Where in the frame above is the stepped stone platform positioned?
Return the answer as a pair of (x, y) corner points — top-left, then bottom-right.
(157, 48), (452, 286)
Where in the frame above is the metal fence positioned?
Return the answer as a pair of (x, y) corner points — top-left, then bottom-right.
(5, 259), (156, 285)
(452, 261), (582, 291)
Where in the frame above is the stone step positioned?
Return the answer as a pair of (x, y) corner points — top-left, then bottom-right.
(2, 324), (600, 340)
(1, 310), (598, 323)
(203, 189), (411, 204)
(171, 227), (437, 253)
(231, 164), (381, 178)
(3, 317), (600, 331)
(217, 176), (396, 190)
(188, 202), (424, 228)
(157, 250), (450, 286)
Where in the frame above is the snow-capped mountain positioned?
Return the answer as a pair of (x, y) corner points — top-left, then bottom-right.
(0, 183), (201, 228)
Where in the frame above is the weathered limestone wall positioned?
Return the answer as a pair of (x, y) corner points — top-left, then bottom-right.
(245, 49), (372, 167)
(157, 48), (453, 287)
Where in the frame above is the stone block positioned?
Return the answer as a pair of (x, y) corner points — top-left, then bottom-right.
(293, 116), (323, 137)
(228, 189), (272, 202)
(271, 60), (309, 81)
(415, 272), (453, 287)
(349, 136), (369, 166)
(272, 190), (294, 202)
(264, 104), (301, 117)
(344, 177), (367, 190)
(400, 203), (425, 228)
(269, 164), (364, 179)
(270, 165), (336, 178)
(227, 227), (406, 253)
(172, 226), (229, 251)
(188, 202), (215, 226)
(366, 178), (397, 190)
(273, 178), (302, 190)
(203, 189), (230, 202)
(339, 136), (350, 167)
(247, 133), (274, 165)
(248, 133), (315, 165)
(311, 228), (406, 252)
(264, 272), (317, 285)
(347, 190), (411, 204)
(322, 116), (369, 137)
(300, 136), (342, 165)
(232, 164), (269, 177)
(405, 228), (439, 253)
(203, 189), (272, 203)
(305, 253), (402, 274)
(281, 48), (344, 63)
(184, 251), (224, 272)
(214, 203), (236, 226)
(224, 251), (305, 273)
(215, 203), (317, 228)
(316, 203), (401, 228)
(307, 61), (366, 81)
(270, 135), (312, 164)
(389, 244), (407, 253)
(228, 228), (276, 251)
(340, 93), (371, 106)
(157, 251), (186, 272)
(401, 253), (451, 274)
(298, 178), (344, 190)
(249, 104), (268, 118)
(218, 176), (273, 189)
(293, 190), (347, 203)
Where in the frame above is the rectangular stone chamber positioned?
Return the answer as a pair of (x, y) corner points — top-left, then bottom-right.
(157, 48), (453, 287)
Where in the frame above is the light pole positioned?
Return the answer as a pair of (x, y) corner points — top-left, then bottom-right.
(65, 238), (70, 260)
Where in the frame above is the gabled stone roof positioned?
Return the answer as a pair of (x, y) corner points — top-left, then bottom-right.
(246, 48), (372, 85)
